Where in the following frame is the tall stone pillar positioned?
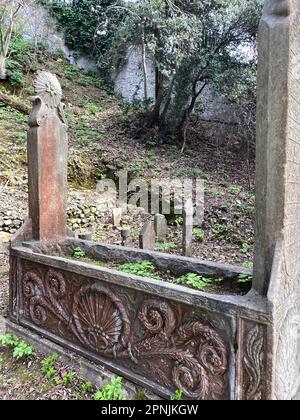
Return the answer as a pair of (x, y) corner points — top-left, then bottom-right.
(27, 72), (68, 241)
(254, 0), (300, 294)
(254, 0), (300, 399)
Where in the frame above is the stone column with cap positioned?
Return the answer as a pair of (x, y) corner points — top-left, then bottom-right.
(27, 71), (68, 241)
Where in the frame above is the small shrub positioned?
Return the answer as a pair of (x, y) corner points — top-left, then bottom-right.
(240, 243), (250, 254)
(194, 228), (205, 242)
(177, 273), (223, 291)
(66, 65), (79, 79)
(120, 261), (160, 280)
(0, 333), (34, 360)
(12, 341), (34, 359)
(155, 242), (177, 252)
(41, 353), (59, 378)
(228, 184), (241, 195)
(243, 261), (253, 269)
(209, 188), (224, 197)
(76, 76), (104, 89)
(9, 35), (31, 63)
(212, 224), (235, 239)
(73, 246), (86, 259)
(5, 59), (22, 71)
(63, 371), (75, 386)
(81, 381), (93, 393)
(170, 389), (183, 401)
(9, 70), (25, 88)
(175, 216), (183, 227)
(0, 333), (19, 348)
(55, 48), (65, 59)
(93, 377), (125, 401)
(237, 274), (253, 284)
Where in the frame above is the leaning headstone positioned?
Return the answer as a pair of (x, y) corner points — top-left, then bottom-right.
(183, 199), (194, 257)
(154, 214), (167, 242)
(139, 220), (155, 250)
(112, 208), (123, 227)
(28, 71), (68, 241)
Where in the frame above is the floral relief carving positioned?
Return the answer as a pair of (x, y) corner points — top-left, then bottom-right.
(21, 263), (229, 400)
(238, 319), (267, 400)
(244, 325), (264, 400)
(9, 255), (18, 319)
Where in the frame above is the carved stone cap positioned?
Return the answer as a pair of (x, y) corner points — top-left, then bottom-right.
(34, 71), (62, 109)
(263, 0), (291, 17)
(29, 71), (67, 127)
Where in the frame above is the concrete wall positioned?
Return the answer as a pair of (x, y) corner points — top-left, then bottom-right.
(19, 2), (98, 72)
(114, 46), (156, 101)
(20, 2), (239, 124)
(114, 47), (239, 124)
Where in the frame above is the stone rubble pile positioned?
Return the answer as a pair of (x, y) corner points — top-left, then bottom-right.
(0, 200), (105, 235)
(0, 211), (24, 234)
(67, 203), (102, 231)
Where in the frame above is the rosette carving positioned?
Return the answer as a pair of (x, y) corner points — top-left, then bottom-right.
(34, 72), (62, 109)
(29, 71), (67, 126)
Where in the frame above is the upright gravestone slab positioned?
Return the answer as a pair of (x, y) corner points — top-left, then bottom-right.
(183, 199), (194, 257)
(121, 228), (131, 247)
(254, 0), (300, 400)
(139, 220), (155, 250)
(28, 72), (68, 241)
(112, 208), (123, 227)
(154, 214), (167, 242)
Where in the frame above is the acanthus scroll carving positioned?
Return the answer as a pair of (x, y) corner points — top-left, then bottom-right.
(264, 0), (290, 18)
(21, 263), (229, 400)
(238, 319), (267, 400)
(244, 325), (264, 400)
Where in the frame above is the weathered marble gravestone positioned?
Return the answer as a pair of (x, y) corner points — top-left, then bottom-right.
(27, 72), (68, 241)
(112, 208), (123, 227)
(139, 220), (155, 250)
(154, 214), (167, 242)
(183, 199), (194, 257)
(121, 227), (131, 247)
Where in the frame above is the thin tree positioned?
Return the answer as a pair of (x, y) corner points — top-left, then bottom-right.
(0, 0), (25, 79)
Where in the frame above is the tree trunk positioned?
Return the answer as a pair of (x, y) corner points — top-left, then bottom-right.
(178, 82), (207, 152)
(151, 70), (164, 124)
(0, 55), (7, 79)
(159, 71), (176, 127)
(0, 91), (30, 114)
(0, 3), (23, 79)
(141, 27), (148, 103)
